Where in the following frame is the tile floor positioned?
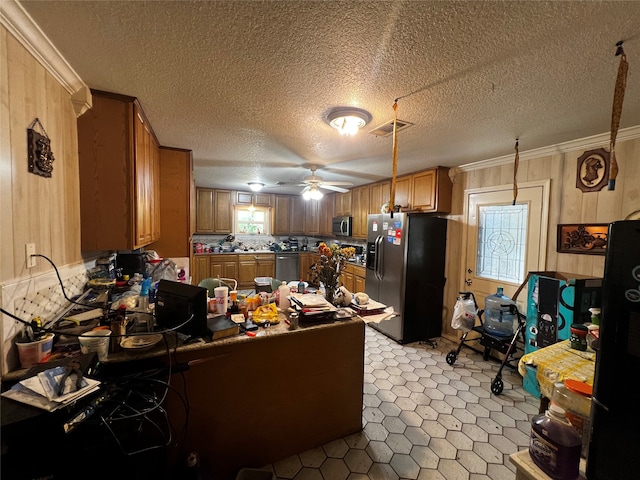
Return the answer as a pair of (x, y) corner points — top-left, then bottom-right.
(263, 325), (539, 480)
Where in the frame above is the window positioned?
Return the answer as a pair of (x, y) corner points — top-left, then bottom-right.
(476, 203), (528, 284)
(235, 206), (270, 235)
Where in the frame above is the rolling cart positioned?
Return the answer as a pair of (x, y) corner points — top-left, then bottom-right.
(446, 291), (527, 394)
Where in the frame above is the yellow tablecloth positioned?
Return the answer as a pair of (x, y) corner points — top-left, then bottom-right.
(518, 340), (596, 399)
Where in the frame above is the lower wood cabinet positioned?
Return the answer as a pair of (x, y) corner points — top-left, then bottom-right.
(238, 253), (275, 288)
(192, 255), (210, 287)
(341, 264), (366, 293)
(210, 254), (238, 281)
(299, 252), (317, 283)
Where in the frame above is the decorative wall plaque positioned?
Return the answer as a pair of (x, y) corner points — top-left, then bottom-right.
(576, 148), (609, 193)
(557, 223), (609, 255)
(27, 118), (54, 178)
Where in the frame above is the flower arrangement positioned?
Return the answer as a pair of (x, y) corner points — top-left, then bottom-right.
(308, 243), (356, 304)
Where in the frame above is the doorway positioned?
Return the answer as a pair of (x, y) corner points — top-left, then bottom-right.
(461, 180), (550, 309)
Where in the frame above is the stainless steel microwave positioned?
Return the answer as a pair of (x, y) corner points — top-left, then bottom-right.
(332, 216), (352, 237)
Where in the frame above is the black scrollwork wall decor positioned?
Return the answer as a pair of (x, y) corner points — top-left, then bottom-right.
(557, 223), (609, 255)
(27, 118), (54, 178)
(576, 148), (609, 193)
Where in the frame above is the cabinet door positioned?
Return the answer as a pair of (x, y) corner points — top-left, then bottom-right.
(411, 167), (452, 213)
(256, 255), (275, 278)
(319, 194), (335, 236)
(369, 181), (390, 214)
(134, 106), (153, 247)
(192, 256), (210, 286)
(236, 191), (253, 205)
(149, 147), (194, 258)
(150, 136), (161, 243)
(289, 195), (305, 235)
(394, 175), (413, 209)
(254, 193), (272, 206)
(299, 253), (316, 282)
(213, 190), (233, 233)
(305, 198), (321, 235)
(335, 191), (352, 216)
(238, 256), (258, 288)
(351, 185), (369, 239)
(354, 274), (365, 293)
(273, 195), (291, 235)
(196, 188), (215, 233)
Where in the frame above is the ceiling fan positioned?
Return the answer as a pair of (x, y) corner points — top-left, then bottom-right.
(299, 165), (354, 195)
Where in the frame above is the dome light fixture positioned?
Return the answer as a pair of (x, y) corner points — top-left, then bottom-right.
(248, 182), (264, 192)
(302, 185), (324, 200)
(326, 107), (372, 136)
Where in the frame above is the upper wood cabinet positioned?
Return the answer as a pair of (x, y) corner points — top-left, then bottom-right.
(351, 185), (370, 239)
(274, 194), (306, 235)
(369, 181), (390, 214)
(393, 175), (413, 210)
(195, 188), (233, 234)
(411, 166), (452, 213)
(235, 191), (272, 206)
(77, 90), (160, 250)
(334, 191), (352, 216)
(148, 147), (194, 258)
(319, 193), (335, 236)
(304, 198), (321, 235)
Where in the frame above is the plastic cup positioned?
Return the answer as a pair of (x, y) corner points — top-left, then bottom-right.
(214, 286), (229, 314)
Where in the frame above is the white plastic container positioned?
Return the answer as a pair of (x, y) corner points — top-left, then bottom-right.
(16, 333), (54, 368)
(78, 329), (111, 361)
(278, 281), (291, 310)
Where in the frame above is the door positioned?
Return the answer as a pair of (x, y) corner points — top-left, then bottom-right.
(462, 180), (549, 309)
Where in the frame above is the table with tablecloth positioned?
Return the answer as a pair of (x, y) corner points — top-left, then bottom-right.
(518, 339), (596, 400)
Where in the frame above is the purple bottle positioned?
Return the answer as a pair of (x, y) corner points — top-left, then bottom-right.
(529, 403), (582, 480)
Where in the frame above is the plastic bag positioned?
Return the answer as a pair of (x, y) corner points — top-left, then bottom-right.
(252, 303), (279, 325)
(451, 295), (477, 332)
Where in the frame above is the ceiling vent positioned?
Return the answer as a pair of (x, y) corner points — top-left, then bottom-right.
(369, 119), (414, 137)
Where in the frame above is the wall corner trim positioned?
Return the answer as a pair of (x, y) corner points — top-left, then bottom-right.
(0, 0), (91, 116)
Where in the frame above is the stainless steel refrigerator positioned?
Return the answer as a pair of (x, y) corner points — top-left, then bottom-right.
(587, 220), (640, 479)
(365, 213), (447, 343)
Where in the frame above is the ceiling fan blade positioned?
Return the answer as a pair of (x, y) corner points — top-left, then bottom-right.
(323, 181), (353, 186)
(300, 185), (312, 194)
(321, 184), (349, 193)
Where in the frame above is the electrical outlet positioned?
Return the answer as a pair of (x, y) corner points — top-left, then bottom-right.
(26, 243), (36, 268)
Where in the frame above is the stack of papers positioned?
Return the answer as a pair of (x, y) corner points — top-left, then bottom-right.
(2, 366), (101, 412)
(350, 299), (387, 316)
(289, 293), (337, 317)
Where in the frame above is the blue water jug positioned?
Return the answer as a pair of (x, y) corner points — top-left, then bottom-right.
(483, 287), (515, 337)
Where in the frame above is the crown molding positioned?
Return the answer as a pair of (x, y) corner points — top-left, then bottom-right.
(450, 124), (640, 178)
(0, 0), (91, 116)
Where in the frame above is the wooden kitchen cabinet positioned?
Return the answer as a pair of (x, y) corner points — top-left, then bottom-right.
(195, 188), (233, 234)
(393, 175), (413, 209)
(304, 198), (321, 235)
(273, 194), (306, 235)
(77, 90), (160, 250)
(148, 147), (194, 258)
(351, 185), (369, 239)
(369, 181), (390, 214)
(411, 166), (452, 213)
(238, 253), (275, 288)
(235, 191), (272, 206)
(334, 191), (352, 216)
(210, 254), (238, 281)
(191, 255), (210, 287)
(299, 252), (317, 283)
(341, 263), (366, 293)
(319, 193), (335, 236)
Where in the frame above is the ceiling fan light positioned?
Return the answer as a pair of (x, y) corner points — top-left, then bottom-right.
(310, 188), (323, 200)
(326, 107), (372, 137)
(248, 182), (264, 192)
(302, 190), (312, 200)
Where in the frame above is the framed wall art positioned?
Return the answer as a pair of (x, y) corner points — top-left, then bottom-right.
(576, 148), (609, 193)
(557, 223), (609, 255)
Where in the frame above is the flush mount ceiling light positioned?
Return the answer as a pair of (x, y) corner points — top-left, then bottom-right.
(302, 185), (324, 200)
(248, 182), (264, 192)
(326, 107), (372, 136)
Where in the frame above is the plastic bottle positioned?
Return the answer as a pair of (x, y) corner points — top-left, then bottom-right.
(278, 281), (291, 310)
(552, 380), (592, 459)
(483, 287), (516, 337)
(529, 403), (582, 480)
(297, 279), (306, 294)
(588, 307), (600, 326)
(139, 274), (152, 311)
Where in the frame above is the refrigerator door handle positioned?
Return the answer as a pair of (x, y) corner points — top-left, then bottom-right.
(375, 235), (384, 280)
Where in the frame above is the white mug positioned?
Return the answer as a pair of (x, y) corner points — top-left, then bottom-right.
(214, 286), (229, 314)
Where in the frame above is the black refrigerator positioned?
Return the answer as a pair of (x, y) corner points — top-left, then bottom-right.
(587, 220), (640, 479)
(365, 213), (447, 344)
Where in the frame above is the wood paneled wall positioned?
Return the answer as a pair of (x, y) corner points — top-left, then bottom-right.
(0, 26), (82, 283)
(441, 134), (640, 340)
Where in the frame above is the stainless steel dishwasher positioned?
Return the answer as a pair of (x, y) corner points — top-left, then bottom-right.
(275, 252), (299, 283)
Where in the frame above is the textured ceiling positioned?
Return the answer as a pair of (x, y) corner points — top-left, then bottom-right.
(18, 0), (640, 195)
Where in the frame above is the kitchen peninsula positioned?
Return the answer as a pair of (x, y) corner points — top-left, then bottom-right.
(109, 315), (366, 479)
